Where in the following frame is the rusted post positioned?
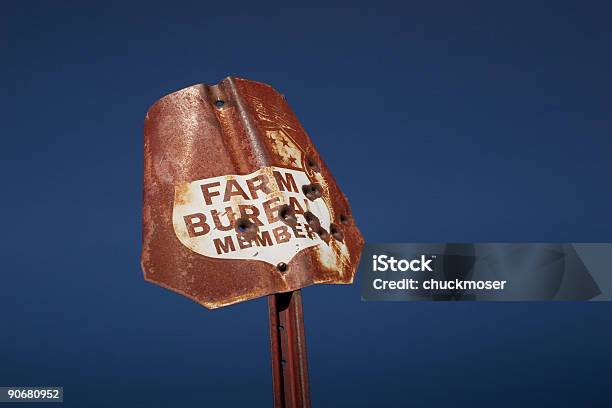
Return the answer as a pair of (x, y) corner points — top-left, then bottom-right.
(268, 290), (311, 408)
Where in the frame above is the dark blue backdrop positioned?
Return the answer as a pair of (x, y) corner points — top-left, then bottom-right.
(1, 1), (611, 407)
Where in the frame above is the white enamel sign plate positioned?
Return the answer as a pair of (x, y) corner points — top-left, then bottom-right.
(172, 166), (332, 265)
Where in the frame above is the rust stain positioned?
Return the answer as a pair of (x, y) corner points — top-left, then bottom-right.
(141, 77), (364, 309)
(174, 182), (191, 206)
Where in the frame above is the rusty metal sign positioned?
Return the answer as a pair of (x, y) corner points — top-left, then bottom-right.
(141, 77), (363, 309)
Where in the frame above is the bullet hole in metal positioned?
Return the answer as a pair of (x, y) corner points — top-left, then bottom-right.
(235, 218), (256, 234)
(277, 262), (288, 272)
(330, 223), (344, 241)
(304, 211), (316, 225)
(317, 227), (330, 242)
(339, 214), (349, 224)
(302, 183), (322, 201)
(215, 100), (225, 108)
(306, 156), (320, 172)
(279, 204), (297, 224)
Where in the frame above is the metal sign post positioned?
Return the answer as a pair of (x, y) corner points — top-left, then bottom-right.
(142, 77), (363, 407)
(269, 291), (310, 407)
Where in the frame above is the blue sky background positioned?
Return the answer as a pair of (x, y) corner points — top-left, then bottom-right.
(1, 1), (611, 406)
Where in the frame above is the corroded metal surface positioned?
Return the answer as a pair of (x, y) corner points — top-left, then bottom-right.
(269, 291), (310, 407)
(142, 77), (363, 309)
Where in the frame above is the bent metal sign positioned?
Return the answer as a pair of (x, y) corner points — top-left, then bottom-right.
(142, 77), (363, 308)
(173, 166), (332, 265)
